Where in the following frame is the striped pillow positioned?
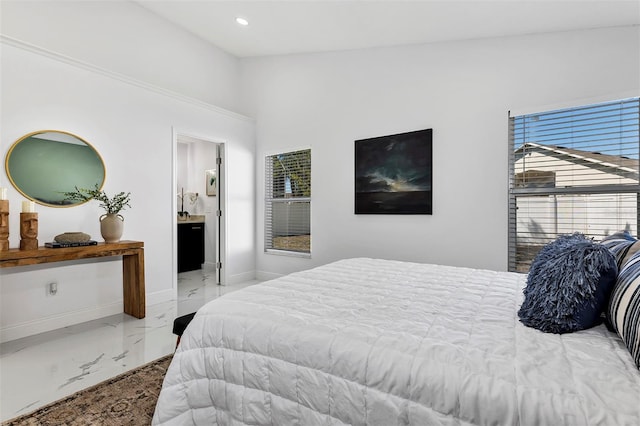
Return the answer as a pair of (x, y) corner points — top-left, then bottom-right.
(600, 231), (639, 269)
(607, 250), (640, 369)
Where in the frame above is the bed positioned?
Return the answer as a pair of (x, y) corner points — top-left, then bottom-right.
(152, 258), (640, 425)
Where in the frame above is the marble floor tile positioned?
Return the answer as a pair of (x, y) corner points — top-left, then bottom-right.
(0, 271), (260, 422)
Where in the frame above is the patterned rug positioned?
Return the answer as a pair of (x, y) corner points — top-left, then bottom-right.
(2, 354), (172, 426)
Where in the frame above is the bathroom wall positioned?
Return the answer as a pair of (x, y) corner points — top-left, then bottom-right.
(177, 139), (219, 268)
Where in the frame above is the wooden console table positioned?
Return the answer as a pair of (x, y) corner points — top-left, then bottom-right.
(0, 240), (145, 318)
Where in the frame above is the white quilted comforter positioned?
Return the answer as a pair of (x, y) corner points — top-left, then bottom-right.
(153, 258), (640, 425)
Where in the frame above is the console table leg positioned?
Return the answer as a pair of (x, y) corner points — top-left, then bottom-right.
(123, 249), (145, 318)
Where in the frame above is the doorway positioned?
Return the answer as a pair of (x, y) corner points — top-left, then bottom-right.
(174, 131), (225, 296)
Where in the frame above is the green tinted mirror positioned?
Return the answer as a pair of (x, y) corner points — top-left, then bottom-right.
(5, 130), (106, 207)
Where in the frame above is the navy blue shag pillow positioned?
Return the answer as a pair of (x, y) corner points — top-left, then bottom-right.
(518, 233), (618, 334)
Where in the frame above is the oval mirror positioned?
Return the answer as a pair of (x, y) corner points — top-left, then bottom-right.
(5, 130), (106, 207)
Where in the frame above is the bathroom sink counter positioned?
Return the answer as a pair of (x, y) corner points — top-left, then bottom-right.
(177, 214), (205, 224)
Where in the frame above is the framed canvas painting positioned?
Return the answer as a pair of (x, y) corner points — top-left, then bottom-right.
(355, 129), (432, 214)
(205, 169), (216, 196)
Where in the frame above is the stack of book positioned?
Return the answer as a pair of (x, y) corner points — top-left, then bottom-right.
(44, 240), (98, 248)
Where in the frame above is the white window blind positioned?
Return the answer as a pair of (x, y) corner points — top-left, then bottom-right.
(265, 149), (311, 255)
(508, 97), (640, 272)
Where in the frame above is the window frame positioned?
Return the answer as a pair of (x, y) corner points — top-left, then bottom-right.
(264, 148), (312, 258)
(508, 97), (640, 272)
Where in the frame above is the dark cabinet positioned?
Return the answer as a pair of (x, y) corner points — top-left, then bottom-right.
(178, 222), (205, 273)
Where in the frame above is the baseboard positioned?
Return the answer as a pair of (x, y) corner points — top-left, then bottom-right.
(202, 262), (216, 272)
(0, 301), (123, 344)
(225, 270), (257, 285)
(146, 288), (176, 306)
(255, 271), (284, 281)
(0, 288), (177, 344)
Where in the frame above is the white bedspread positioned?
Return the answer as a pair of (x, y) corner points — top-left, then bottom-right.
(153, 258), (640, 425)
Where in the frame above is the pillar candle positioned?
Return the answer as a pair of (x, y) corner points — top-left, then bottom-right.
(0, 187), (6, 200)
(22, 200), (35, 212)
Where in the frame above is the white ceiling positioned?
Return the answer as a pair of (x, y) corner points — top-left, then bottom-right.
(134, 0), (640, 58)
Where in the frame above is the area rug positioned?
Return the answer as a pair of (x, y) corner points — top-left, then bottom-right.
(2, 354), (172, 426)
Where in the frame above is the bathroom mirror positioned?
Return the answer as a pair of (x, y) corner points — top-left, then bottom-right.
(5, 130), (106, 207)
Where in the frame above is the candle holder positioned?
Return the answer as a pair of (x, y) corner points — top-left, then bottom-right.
(20, 212), (38, 250)
(0, 200), (8, 251)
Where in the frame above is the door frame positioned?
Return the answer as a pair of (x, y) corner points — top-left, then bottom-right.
(172, 128), (227, 295)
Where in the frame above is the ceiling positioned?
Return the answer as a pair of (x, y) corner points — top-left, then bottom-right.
(134, 0), (640, 58)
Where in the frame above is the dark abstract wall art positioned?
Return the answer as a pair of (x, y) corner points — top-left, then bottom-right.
(355, 129), (432, 214)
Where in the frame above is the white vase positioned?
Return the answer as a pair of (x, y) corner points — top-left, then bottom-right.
(100, 213), (124, 243)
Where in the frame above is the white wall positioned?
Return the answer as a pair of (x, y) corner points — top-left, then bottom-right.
(0, 0), (244, 114)
(0, 6), (255, 342)
(1, 1), (638, 340)
(176, 142), (190, 199)
(242, 26), (640, 278)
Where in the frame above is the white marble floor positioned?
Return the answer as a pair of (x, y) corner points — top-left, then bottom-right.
(0, 270), (260, 422)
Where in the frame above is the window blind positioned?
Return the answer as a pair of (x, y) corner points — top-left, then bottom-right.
(508, 97), (640, 272)
(265, 149), (311, 254)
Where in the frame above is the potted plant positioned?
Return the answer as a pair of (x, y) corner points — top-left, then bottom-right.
(63, 184), (132, 243)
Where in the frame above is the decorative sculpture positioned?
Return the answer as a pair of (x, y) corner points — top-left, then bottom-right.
(20, 212), (38, 250)
(0, 200), (8, 251)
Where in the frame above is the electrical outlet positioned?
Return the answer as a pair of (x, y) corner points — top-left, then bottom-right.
(48, 282), (58, 296)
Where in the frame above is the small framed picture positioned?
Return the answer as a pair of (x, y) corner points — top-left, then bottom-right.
(205, 169), (216, 196)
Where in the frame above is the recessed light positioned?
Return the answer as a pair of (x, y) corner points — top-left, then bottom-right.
(235, 17), (249, 26)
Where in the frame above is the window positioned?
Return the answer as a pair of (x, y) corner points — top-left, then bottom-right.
(508, 98), (640, 272)
(265, 149), (311, 255)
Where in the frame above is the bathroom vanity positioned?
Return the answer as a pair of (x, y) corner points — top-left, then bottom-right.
(177, 216), (205, 273)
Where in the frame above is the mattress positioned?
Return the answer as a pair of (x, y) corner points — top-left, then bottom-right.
(153, 258), (640, 425)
